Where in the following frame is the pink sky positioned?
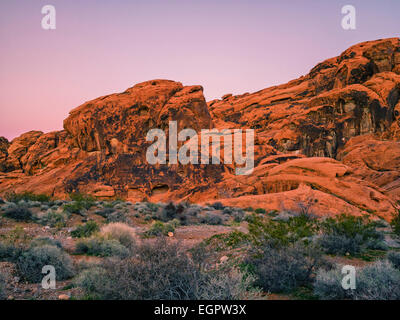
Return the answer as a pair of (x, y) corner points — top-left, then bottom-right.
(1, 0), (399, 140)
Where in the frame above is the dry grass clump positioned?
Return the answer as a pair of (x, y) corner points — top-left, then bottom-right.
(100, 223), (136, 249)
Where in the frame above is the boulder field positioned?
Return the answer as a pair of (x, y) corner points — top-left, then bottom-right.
(1, 38), (400, 220)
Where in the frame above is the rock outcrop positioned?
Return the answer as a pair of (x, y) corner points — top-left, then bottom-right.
(1, 38), (400, 220)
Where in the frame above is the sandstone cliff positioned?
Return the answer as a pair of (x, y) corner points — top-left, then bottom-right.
(1, 38), (400, 220)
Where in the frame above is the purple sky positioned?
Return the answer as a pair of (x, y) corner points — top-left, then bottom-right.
(1, 0), (399, 140)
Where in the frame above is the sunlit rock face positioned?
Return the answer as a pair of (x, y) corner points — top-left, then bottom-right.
(1, 38), (400, 220)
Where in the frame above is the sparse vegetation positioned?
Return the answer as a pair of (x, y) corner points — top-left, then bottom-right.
(5, 191), (51, 203)
(75, 238), (254, 300)
(0, 195), (398, 300)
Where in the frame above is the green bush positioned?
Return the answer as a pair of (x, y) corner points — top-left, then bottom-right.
(63, 202), (84, 215)
(63, 193), (95, 215)
(75, 237), (129, 258)
(144, 221), (175, 237)
(16, 245), (75, 283)
(247, 214), (318, 247)
(39, 210), (69, 228)
(5, 191), (51, 203)
(314, 261), (400, 300)
(318, 214), (384, 256)
(4, 206), (34, 222)
(71, 221), (100, 238)
(76, 238), (253, 300)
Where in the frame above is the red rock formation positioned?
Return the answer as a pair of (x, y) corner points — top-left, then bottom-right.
(1, 38), (400, 220)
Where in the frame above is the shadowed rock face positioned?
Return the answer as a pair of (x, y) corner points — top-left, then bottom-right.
(1, 38), (400, 220)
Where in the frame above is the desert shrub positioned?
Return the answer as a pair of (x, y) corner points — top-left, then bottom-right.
(144, 221), (175, 237)
(159, 202), (185, 222)
(100, 223), (136, 249)
(145, 202), (159, 212)
(69, 193), (95, 208)
(185, 206), (201, 217)
(71, 221), (99, 238)
(63, 202), (84, 215)
(391, 210), (400, 236)
(388, 251), (400, 270)
(29, 237), (62, 249)
(94, 208), (115, 219)
(0, 242), (22, 262)
(247, 214), (318, 247)
(318, 214), (384, 255)
(354, 260), (400, 299)
(63, 193), (95, 215)
(106, 210), (129, 223)
(4, 206), (34, 222)
(16, 245), (75, 283)
(76, 239), (252, 300)
(223, 208), (245, 222)
(233, 211), (245, 223)
(75, 237), (129, 258)
(5, 191), (50, 203)
(314, 261), (400, 300)
(39, 210), (69, 228)
(244, 242), (325, 293)
(318, 234), (364, 256)
(195, 269), (258, 300)
(0, 272), (5, 300)
(201, 231), (250, 252)
(211, 202), (224, 210)
(200, 213), (223, 225)
(313, 266), (352, 300)
(0, 226), (32, 247)
(254, 208), (266, 214)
